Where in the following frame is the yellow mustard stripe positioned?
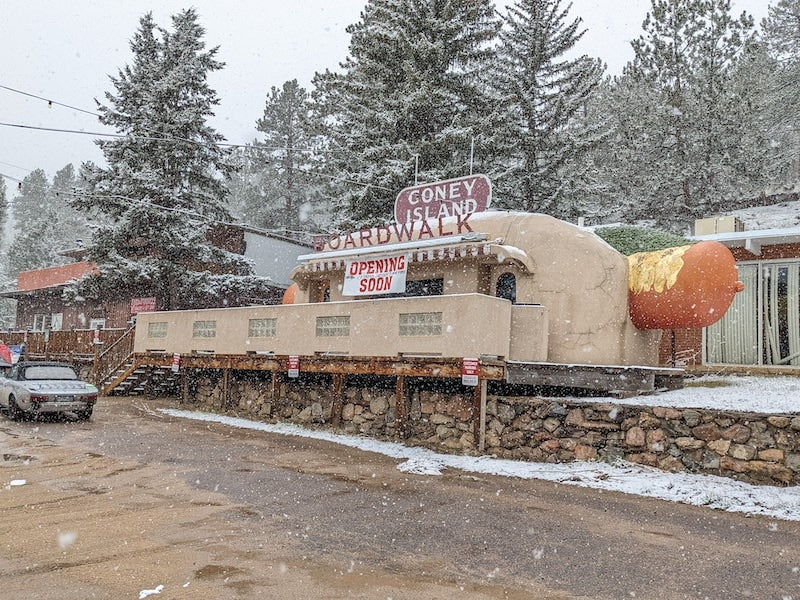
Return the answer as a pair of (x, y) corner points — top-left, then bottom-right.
(628, 245), (691, 294)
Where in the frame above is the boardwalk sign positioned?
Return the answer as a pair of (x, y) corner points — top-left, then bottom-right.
(394, 174), (492, 224)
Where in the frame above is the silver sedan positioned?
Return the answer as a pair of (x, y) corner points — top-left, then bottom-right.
(0, 361), (98, 420)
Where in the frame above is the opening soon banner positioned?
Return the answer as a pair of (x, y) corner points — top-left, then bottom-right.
(343, 255), (408, 296)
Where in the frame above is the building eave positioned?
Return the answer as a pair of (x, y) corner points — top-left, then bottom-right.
(691, 227), (800, 256)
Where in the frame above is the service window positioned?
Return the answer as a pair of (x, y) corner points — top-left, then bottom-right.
(384, 277), (444, 299)
(406, 278), (443, 296)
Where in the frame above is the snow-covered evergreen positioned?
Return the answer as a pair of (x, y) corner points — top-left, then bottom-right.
(71, 9), (274, 310)
(0, 178), (6, 248)
(230, 79), (326, 232)
(8, 169), (60, 276)
(50, 164), (94, 250)
(605, 0), (758, 228)
(490, 0), (604, 219)
(313, 0), (500, 228)
(760, 0), (800, 189)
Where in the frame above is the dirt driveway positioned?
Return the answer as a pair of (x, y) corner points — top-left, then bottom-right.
(1, 397), (798, 599)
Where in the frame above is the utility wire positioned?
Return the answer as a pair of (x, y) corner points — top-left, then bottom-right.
(0, 121), (125, 138)
(0, 84), (99, 117)
(0, 83), (337, 153)
(1, 84), (393, 191)
(0, 160), (31, 172)
(0, 171), (336, 240)
(0, 171), (239, 227)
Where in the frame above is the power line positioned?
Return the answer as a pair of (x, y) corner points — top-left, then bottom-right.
(0, 160), (31, 172)
(0, 171), (235, 226)
(0, 171), (335, 242)
(0, 121), (125, 138)
(1, 83), (394, 191)
(0, 83), (336, 153)
(0, 119), (340, 155)
(0, 172), (23, 186)
(0, 84), (100, 118)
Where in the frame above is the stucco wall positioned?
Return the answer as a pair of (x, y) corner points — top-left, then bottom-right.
(295, 212), (661, 366)
(134, 293), (515, 359)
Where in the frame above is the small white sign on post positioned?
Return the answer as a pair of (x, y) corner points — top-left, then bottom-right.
(461, 357), (479, 387)
(287, 355), (300, 378)
(342, 255), (407, 296)
(171, 352), (180, 373)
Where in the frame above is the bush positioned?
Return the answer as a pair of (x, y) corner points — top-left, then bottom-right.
(594, 225), (692, 256)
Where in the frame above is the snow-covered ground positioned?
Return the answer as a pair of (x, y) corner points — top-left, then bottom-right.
(598, 372), (800, 414)
(160, 373), (800, 523)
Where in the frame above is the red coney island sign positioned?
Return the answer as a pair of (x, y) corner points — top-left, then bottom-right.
(394, 174), (491, 223)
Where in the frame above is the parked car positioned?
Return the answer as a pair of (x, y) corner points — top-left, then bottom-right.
(0, 361), (98, 420)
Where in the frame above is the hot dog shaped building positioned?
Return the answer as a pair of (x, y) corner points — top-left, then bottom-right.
(133, 190), (743, 369)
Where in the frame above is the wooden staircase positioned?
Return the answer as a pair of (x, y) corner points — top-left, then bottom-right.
(94, 327), (179, 397)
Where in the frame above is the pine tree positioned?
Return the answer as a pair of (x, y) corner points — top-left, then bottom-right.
(71, 9), (271, 310)
(761, 0), (800, 188)
(50, 164), (94, 249)
(0, 178), (6, 249)
(613, 0), (756, 226)
(249, 79), (322, 231)
(313, 0), (500, 228)
(8, 169), (59, 275)
(490, 0), (604, 218)
(226, 146), (269, 227)
(0, 178), (14, 328)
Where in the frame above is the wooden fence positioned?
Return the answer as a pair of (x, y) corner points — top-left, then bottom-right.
(0, 328), (138, 390)
(0, 328), (128, 362)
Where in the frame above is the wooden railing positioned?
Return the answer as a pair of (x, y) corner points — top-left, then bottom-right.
(0, 328), (127, 362)
(93, 326), (136, 389)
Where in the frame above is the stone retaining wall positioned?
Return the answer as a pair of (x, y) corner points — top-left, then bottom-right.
(186, 371), (800, 487)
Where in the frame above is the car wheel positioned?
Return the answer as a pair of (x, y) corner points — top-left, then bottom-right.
(7, 396), (23, 420)
(76, 407), (93, 421)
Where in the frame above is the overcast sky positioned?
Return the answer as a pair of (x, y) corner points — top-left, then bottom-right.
(0, 0), (772, 193)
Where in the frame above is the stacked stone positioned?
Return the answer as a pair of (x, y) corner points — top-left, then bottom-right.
(410, 389), (476, 451)
(482, 396), (800, 486)
(339, 387), (395, 436)
(184, 373), (800, 487)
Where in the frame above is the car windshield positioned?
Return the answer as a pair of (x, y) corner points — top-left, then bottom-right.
(23, 365), (79, 380)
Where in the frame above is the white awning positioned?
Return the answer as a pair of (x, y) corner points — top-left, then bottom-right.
(291, 234), (534, 280)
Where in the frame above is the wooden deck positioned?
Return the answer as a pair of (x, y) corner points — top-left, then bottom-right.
(133, 352), (682, 395)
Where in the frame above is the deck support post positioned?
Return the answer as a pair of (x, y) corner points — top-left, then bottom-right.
(270, 370), (281, 401)
(473, 379), (487, 453)
(222, 368), (230, 409)
(395, 375), (408, 438)
(181, 371), (189, 404)
(331, 373), (345, 428)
